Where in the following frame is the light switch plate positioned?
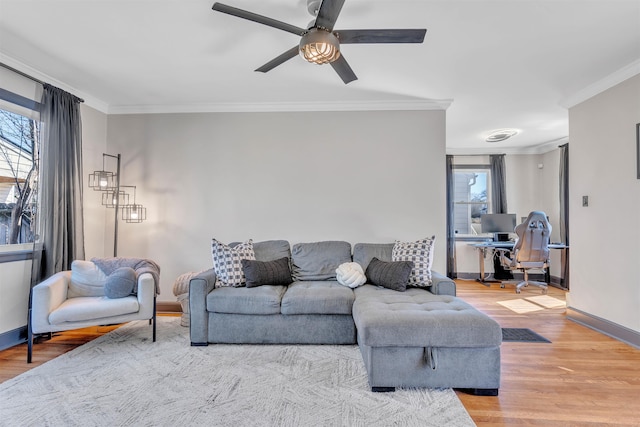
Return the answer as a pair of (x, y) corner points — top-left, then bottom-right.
(582, 196), (589, 207)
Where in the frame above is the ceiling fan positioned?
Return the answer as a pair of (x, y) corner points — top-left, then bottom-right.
(211, 0), (427, 84)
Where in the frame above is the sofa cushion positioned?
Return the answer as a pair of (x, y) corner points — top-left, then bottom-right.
(241, 257), (293, 288)
(281, 281), (355, 315)
(392, 236), (435, 287)
(68, 260), (108, 298)
(104, 267), (136, 298)
(207, 285), (287, 315)
(291, 241), (352, 281)
(212, 239), (256, 287)
(352, 243), (394, 271)
(232, 240), (291, 262)
(48, 296), (139, 324)
(365, 257), (413, 292)
(352, 285), (502, 348)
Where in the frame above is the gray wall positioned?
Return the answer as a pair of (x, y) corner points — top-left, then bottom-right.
(81, 105), (108, 260)
(104, 110), (447, 299)
(567, 73), (640, 333)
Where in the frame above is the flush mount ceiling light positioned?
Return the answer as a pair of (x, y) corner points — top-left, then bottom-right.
(486, 129), (519, 143)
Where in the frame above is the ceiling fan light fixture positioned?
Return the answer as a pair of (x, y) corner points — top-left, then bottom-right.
(485, 128), (519, 143)
(299, 28), (341, 65)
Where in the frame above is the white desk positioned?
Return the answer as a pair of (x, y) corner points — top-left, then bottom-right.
(469, 241), (569, 285)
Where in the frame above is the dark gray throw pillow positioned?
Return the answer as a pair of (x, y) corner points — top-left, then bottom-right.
(365, 257), (414, 292)
(241, 257), (293, 288)
(104, 267), (137, 298)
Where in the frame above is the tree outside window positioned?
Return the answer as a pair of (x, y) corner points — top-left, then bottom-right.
(453, 168), (491, 237)
(0, 108), (39, 245)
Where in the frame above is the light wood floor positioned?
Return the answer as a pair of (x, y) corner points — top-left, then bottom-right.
(1, 286), (639, 426)
(454, 279), (640, 426)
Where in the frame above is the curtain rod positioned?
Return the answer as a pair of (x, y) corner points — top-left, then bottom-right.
(0, 61), (84, 103)
(0, 62), (44, 85)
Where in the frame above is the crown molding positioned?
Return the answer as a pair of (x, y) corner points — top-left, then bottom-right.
(1, 52), (451, 115)
(560, 59), (640, 109)
(107, 98), (453, 115)
(0, 53), (109, 113)
(447, 136), (568, 156)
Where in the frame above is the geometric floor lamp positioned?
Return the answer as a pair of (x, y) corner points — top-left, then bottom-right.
(88, 153), (146, 256)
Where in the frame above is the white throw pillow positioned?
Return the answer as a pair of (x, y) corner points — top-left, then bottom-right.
(68, 260), (108, 298)
(211, 239), (256, 287)
(392, 236), (436, 287)
(335, 262), (367, 288)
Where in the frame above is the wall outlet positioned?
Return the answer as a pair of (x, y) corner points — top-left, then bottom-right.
(582, 196), (589, 207)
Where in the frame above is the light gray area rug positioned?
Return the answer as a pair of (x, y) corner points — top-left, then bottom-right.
(0, 318), (475, 427)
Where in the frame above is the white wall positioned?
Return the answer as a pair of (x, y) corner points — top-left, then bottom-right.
(567, 73), (640, 332)
(105, 110), (447, 300)
(507, 152), (563, 277)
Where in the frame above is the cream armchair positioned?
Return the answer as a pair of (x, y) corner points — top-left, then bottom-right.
(28, 265), (157, 363)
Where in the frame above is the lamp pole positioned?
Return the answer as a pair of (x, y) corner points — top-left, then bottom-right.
(113, 153), (121, 257)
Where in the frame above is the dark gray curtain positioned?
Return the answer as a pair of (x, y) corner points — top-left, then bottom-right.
(34, 84), (85, 281)
(490, 154), (507, 213)
(445, 155), (457, 278)
(559, 143), (569, 288)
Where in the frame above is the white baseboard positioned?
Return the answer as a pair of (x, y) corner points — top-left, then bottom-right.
(455, 272), (564, 287)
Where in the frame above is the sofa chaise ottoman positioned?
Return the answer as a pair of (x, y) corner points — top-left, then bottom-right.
(189, 239), (501, 394)
(353, 285), (502, 394)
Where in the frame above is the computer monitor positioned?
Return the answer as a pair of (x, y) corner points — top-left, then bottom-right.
(481, 213), (517, 241)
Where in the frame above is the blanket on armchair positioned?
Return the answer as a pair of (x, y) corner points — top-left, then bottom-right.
(92, 257), (161, 295)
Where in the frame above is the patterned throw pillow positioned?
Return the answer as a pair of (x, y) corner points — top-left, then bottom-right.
(392, 236), (436, 288)
(211, 239), (256, 287)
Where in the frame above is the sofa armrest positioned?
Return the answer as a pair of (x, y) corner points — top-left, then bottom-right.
(189, 268), (217, 345)
(430, 271), (456, 296)
(30, 271), (71, 334)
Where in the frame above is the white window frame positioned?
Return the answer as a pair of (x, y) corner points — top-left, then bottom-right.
(452, 165), (493, 240)
(0, 89), (40, 249)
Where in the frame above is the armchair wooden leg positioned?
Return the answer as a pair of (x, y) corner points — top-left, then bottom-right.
(27, 308), (33, 364)
(152, 296), (157, 342)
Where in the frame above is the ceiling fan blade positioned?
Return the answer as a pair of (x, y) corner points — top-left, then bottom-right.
(336, 29), (427, 44)
(330, 55), (357, 84)
(314, 0), (345, 31)
(255, 46), (300, 73)
(212, 3), (307, 36)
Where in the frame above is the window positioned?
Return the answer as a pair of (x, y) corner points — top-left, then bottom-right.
(452, 166), (492, 238)
(0, 107), (39, 246)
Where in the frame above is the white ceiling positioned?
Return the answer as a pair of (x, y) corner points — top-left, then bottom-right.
(1, 0), (639, 153)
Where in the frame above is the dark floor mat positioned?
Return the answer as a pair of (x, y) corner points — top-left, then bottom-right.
(501, 328), (551, 343)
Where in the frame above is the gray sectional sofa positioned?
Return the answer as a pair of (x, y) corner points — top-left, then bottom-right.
(189, 240), (502, 395)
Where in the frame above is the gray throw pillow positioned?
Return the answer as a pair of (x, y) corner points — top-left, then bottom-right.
(241, 257), (293, 288)
(104, 267), (137, 298)
(365, 257), (414, 292)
